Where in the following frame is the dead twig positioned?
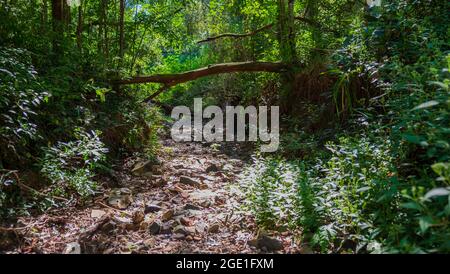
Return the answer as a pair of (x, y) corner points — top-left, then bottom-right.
(2, 169), (69, 202)
(0, 221), (45, 232)
(95, 201), (131, 216)
(78, 214), (112, 242)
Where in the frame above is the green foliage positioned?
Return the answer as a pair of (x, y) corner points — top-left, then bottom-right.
(40, 128), (108, 198)
(242, 0), (450, 254)
(0, 1), (164, 217)
(0, 0), (448, 254)
(0, 47), (48, 166)
(240, 156), (299, 230)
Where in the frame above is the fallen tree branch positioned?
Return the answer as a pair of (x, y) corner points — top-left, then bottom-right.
(197, 23), (274, 44)
(78, 214), (112, 242)
(0, 221), (45, 232)
(143, 84), (172, 103)
(114, 61), (288, 86)
(197, 17), (339, 44)
(1, 169), (69, 202)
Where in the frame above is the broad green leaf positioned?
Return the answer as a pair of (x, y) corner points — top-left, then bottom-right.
(432, 163), (450, 177)
(402, 134), (424, 144)
(413, 100), (439, 110)
(427, 81), (448, 91)
(424, 188), (450, 200)
(419, 216), (433, 233)
(401, 202), (423, 211)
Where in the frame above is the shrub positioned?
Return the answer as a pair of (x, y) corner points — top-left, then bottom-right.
(0, 47), (48, 167)
(40, 128), (108, 198)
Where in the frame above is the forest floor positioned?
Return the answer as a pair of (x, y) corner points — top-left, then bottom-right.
(2, 137), (303, 254)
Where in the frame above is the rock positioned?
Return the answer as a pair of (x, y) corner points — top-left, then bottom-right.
(208, 223), (220, 233)
(140, 221), (150, 230)
(145, 204), (162, 214)
(185, 226), (196, 235)
(142, 172), (153, 178)
(195, 222), (208, 233)
(153, 176), (167, 187)
(193, 236), (202, 241)
(168, 185), (184, 194)
(249, 234), (283, 251)
(132, 211), (145, 225)
(173, 233), (186, 240)
(200, 200), (212, 208)
(184, 203), (202, 211)
(151, 165), (163, 175)
(101, 220), (117, 233)
(179, 217), (192, 226)
(160, 223), (173, 234)
(143, 238), (156, 248)
(103, 248), (115, 254)
(161, 209), (174, 221)
(131, 160), (154, 176)
(173, 225), (189, 236)
(64, 242), (81, 254)
(114, 216), (136, 231)
(206, 163), (219, 173)
(107, 188), (132, 209)
(179, 176), (201, 187)
(107, 196), (131, 209)
(91, 209), (106, 219)
(149, 221), (162, 235)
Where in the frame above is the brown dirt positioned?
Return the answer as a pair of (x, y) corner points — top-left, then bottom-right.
(2, 139), (301, 254)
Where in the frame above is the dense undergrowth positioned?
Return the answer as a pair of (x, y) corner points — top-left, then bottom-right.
(241, 1), (450, 253)
(0, 0), (448, 254)
(0, 45), (161, 218)
(0, 2), (162, 219)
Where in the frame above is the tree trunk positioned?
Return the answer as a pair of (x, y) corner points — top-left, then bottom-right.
(102, 0), (109, 59)
(63, 0), (71, 24)
(119, 0), (125, 62)
(41, 0), (48, 33)
(305, 0), (322, 58)
(51, 0), (64, 55)
(76, 0), (83, 51)
(98, 0), (107, 58)
(277, 0), (298, 113)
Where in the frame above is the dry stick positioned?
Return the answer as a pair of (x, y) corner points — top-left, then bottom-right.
(3, 169), (69, 202)
(79, 214), (112, 242)
(95, 201), (131, 216)
(196, 16), (339, 44)
(0, 221), (45, 232)
(197, 23), (274, 44)
(143, 84), (172, 103)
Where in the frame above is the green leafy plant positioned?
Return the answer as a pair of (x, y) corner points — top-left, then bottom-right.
(40, 128), (108, 198)
(0, 47), (48, 166)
